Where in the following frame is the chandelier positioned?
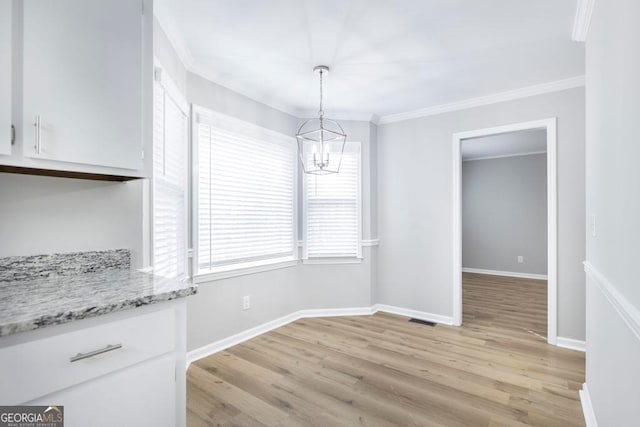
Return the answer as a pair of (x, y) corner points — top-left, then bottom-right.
(296, 65), (347, 175)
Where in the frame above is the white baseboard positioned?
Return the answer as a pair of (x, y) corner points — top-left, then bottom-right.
(298, 307), (377, 318)
(462, 267), (548, 280)
(186, 306), (377, 366)
(374, 304), (455, 325)
(556, 336), (586, 352)
(186, 311), (300, 366)
(580, 383), (598, 427)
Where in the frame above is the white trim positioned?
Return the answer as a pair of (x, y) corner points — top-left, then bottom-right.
(378, 77), (585, 125)
(186, 311), (300, 366)
(580, 383), (598, 427)
(572, 0), (595, 42)
(453, 118), (558, 346)
(302, 257), (363, 265)
(154, 18), (586, 126)
(298, 239), (378, 248)
(584, 261), (640, 342)
(374, 304), (455, 326)
(462, 268), (547, 281)
(186, 306), (375, 366)
(299, 307), (377, 318)
(185, 305), (452, 366)
(556, 337), (586, 352)
(193, 259), (298, 283)
(462, 150), (547, 162)
(153, 61), (189, 114)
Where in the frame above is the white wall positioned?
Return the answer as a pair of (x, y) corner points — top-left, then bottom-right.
(462, 154), (547, 275)
(584, 0), (640, 424)
(377, 87), (585, 340)
(0, 174), (145, 267)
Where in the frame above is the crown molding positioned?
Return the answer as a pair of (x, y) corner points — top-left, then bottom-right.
(189, 65), (305, 119)
(572, 0), (595, 42)
(297, 109), (378, 123)
(154, 12), (195, 69)
(154, 13), (585, 127)
(377, 76), (585, 125)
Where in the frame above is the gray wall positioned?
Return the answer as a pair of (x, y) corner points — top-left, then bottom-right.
(462, 154), (547, 275)
(585, 0), (640, 424)
(377, 87), (585, 340)
(151, 26), (380, 351)
(185, 74), (378, 350)
(152, 16), (187, 94)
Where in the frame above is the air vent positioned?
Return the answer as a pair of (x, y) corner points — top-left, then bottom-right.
(409, 318), (437, 327)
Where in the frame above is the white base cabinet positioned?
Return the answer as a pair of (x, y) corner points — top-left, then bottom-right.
(29, 355), (176, 427)
(0, 301), (186, 427)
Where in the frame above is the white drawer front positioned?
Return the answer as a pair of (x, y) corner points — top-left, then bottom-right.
(27, 354), (176, 427)
(0, 308), (175, 404)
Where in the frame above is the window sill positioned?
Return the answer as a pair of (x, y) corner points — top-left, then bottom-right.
(302, 257), (363, 265)
(194, 257), (298, 283)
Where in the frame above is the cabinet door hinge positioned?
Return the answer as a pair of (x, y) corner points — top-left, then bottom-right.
(11, 124), (15, 145)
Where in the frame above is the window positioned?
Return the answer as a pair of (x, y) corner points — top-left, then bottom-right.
(193, 107), (297, 280)
(303, 141), (362, 261)
(152, 66), (189, 278)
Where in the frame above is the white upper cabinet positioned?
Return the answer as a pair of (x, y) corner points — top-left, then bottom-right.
(21, 0), (146, 172)
(0, 0), (11, 156)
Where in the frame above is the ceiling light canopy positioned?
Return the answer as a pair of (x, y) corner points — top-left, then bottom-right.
(296, 66), (347, 175)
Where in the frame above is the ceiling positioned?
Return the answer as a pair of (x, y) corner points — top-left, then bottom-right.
(155, 0), (584, 121)
(461, 129), (547, 161)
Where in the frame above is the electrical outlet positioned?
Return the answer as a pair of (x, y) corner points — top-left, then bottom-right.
(517, 256), (524, 264)
(242, 295), (251, 311)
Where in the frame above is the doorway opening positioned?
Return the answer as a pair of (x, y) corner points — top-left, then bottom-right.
(452, 119), (557, 345)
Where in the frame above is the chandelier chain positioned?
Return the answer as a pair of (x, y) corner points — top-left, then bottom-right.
(319, 69), (324, 117)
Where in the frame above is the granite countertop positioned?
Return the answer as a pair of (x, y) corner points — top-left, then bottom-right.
(0, 249), (197, 337)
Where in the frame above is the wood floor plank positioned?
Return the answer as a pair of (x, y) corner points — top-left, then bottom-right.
(187, 273), (585, 426)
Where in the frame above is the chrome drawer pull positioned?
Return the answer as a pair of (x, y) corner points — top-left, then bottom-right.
(33, 115), (41, 154)
(70, 344), (122, 363)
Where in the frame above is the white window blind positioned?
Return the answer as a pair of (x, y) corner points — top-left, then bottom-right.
(304, 142), (361, 258)
(194, 108), (297, 276)
(152, 70), (188, 279)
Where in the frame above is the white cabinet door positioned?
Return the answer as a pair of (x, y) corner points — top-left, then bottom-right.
(22, 0), (144, 170)
(29, 355), (176, 427)
(0, 0), (11, 156)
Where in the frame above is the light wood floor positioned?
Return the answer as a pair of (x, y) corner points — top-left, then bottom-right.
(187, 273), (585, 426)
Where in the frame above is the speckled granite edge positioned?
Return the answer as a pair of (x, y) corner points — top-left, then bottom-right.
(0, 249), (130, 282)
(0, 285), (197, 337)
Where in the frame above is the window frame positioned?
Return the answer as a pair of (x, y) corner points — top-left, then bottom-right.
(150, 61), (190, 279)
(191, 105), (299, 283)
(301, 140), (363, 263)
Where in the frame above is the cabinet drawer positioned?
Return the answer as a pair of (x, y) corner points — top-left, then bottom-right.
(0, 308), (175, 405)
